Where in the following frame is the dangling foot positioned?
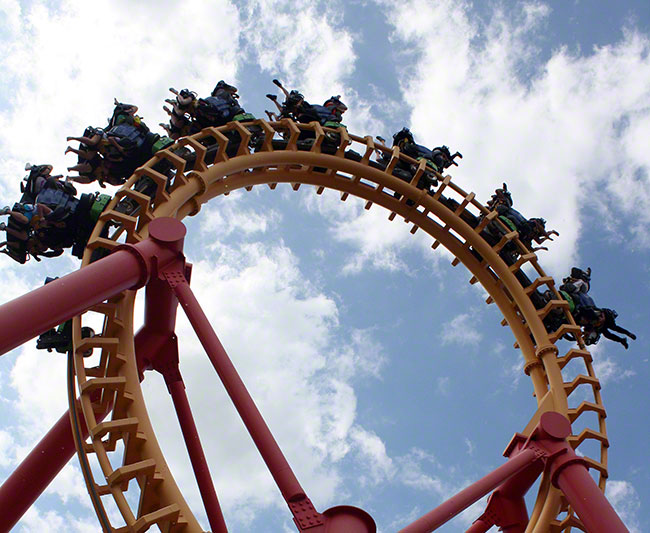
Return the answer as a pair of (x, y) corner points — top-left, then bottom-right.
(621, 338), (629, 349)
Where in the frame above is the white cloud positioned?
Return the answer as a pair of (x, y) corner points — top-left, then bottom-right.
(397, 448), (446, 493)
(0, 429), (14, 467)
(436, 376), (450, 395)
(139, 235), (389, 526)
(0, 0), (241, 193)
(591, 346), (636, 385)
(350, 426), (396, 485)
(606, 480), (642, 533)
(382, 0), (650, 275)
(441, 312), (483, 347)
(301, 189), (442, 274)
(241, 0), (355, 103)
(464, 438), (475, 457)
(16, 506), (97, 533)
(200, 195), (282, 238)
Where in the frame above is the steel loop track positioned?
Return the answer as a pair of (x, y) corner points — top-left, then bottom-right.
(68, 119), (608, 532)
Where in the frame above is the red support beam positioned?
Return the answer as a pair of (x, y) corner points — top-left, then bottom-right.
(554, 463), (628, 532)
(402, 412), (629, 533)
(167, 274), (307, 504)
(0, 218), (187, 357)
(465, 518), (492, 533)
(137, 257), (227, 532)
(398, 448), (542, 533)
(168, 377), (228, 533)
(0, 218), (186, 531)
(0, 404), (109, 532)
(523, 412), (628, 533)
(164, 269), (377, 532)
(467, 438), (544, 533)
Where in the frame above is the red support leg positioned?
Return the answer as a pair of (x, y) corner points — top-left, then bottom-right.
(521, 412), (628, 533)
(167, 275), (306, 504)
(0, 218), (187, 530)
(164, 269), (376, 532)
(465, 518), (492, 533)
(136, 259), (228, 532)
(467, 438), (544, 533)
(402, 412), (629, 533)
(152, 332), (229, 533)
(554, 464), (628, 532)
(543, 429), (629, 533)
(0, 404), (109, 532)
(0, 217), (187, 357)
(168, 378), (228, 533)
(398, 448), (542, 533)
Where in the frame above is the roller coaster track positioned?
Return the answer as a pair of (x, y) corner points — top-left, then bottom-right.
(69, 119), (609, 532)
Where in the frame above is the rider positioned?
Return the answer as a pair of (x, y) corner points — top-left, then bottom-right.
(35, 277), (95, 355)
(194, 80), (255, 128)
(0, 164), (112, 263)
(67, 100), (174, 185)
(594, 308), (637, 349)
(378, 128), (461, 199)
(296, 95), (348, 129)
(558, 267), (599, 323)
(485, 183), (558, 252)
(321, 95), (348, 126)
(391, 127), (461, 175)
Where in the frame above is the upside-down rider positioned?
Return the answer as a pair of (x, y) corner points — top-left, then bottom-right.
(378, 127), (462, 198)
(0, 163), (111, 264)
(265, 80), (348, 146)
(589, 308), (637, 349)
(484, 183), (558, 253)
(66, 99), (174, 187)
(559, 267), (636, 349)
(30, 276), (96, 355)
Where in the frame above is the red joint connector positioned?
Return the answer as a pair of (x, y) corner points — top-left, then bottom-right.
(549, 451), (590, 489)
(113, 242), (151, 290)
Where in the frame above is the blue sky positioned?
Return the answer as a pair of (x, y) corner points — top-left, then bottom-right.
(0, 1), (648, 532)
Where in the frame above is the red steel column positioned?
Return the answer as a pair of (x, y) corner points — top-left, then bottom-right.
(0, 218), (188, 530)
(168, 378), (228, 533)
(136, 260), (227, 532)
(465, 518), (492, 533)
(0, 217), (187, 356)
(524, 412), (629, 533)
(169, 277), (306, 503)
(0, 405), (108, 532)
(398, 448), (541, 533)
(553, 464), (628, 532)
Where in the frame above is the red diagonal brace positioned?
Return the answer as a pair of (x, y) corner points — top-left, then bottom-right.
(0, 400), (110, 532)
(402, 412), (628, 533)
(133, 246), (227, 533)
(466, 438), (544, 533)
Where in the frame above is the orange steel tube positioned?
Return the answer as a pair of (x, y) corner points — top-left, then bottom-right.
(171, 280), (306, 503)
(399, 449), (540, 533)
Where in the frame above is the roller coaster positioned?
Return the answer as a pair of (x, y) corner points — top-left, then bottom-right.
(0, 116), (630, 532)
